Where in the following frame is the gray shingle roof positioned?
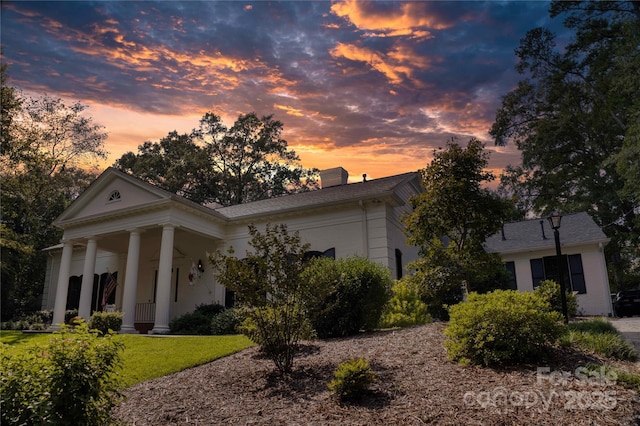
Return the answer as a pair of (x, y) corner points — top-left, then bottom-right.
(484, 212), (609, 254)
(216, 172), (420, 220)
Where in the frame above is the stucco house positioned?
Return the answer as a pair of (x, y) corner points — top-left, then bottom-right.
(484, 212), (613, 316)
(42, 167), (422, 333)
(42, 167), (614, 333)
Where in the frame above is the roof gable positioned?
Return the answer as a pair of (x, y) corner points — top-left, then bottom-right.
(54, 167), (225, 227)
(484, 212), (609, 254)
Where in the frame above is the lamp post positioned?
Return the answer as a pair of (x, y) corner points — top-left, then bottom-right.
(548, 212), (569, 324)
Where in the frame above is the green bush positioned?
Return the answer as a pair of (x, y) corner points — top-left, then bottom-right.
(170, 303), (228, 335)
(567, 317), (619, 334)
(195, 303), (225, 317)
(0, 343), (52, 424)
(89, 311), (123, 334)
(328, 357), (376, 401)
(239, 304), (314, 373)
(444, 290), (564, 366)
(534, 279), (578, 317)
(302, 256), (392, 338)
(379, 277), (431, 328)
(561, 318), (637, 361)
(211, 224), (315, 375)
(210, 308), (241, 335)
(0, 320), (123, 425)
(169, 311), (213, 335)
(64, 309), (79, 324)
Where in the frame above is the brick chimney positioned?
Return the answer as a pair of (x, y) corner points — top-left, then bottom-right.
(319, 167), (349, 188)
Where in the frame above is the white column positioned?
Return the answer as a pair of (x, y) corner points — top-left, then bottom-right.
(121, 229), (143, 333)
(51, 240), (74, 329)
(78, 237), (98, 320)
(151, 224), (175, 334)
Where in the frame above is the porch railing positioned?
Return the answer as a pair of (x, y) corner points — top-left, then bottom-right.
(135, 303), (156, 323)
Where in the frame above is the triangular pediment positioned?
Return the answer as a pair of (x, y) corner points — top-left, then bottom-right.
(54, 168), (175, 226)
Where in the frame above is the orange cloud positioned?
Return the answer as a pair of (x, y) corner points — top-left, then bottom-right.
(330, 42), (431, 85)
(274, 104), (305, 117)
(331, 0), (450, 36)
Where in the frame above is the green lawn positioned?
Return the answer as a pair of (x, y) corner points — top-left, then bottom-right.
(1, 331), (254, 389)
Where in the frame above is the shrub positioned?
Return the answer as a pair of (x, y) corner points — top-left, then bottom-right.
(560, 318), (637, 361)
(89, 311), (123, 334)
(211, 308), (242, 335)
(534, 279), (578, 317)
(195, 303), (225, 317)
(379, 277), (431, 328)
(0, 310), (54, 330)
(444, 290), (564, 366)
(0, 320), (123, 425)
(239, 304), (314, 373)
(0, 343), (52, 424)
(169, 311), (213, 335)
(64, 309), (79, 324)
(210, 224), (315, 374)
(328, 357), (376, 401)
(302, 256), (392, 338)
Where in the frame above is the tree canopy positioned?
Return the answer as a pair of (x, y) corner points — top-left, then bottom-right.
(115, 112), (319, 206)
(402, 138), (515, 318)
(490, 0), (639, 284)
(1, 64), (104, 320)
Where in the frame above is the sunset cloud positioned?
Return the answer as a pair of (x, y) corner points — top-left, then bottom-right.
(1, 0), (561, 179)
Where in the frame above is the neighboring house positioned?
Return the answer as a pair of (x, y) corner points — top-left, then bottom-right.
(42, 167), (422, 333)
(484, 212), (613, 316)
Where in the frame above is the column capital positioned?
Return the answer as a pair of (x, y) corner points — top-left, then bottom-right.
(158, 223), (179, 229)
(126, 228), (146, 234)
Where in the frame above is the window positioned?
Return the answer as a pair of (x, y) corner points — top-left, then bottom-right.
(505, 261), (517, 290)
(225, 288), (236, 308)
(303, 247), (336, 261)
(107, 190), (121, 202)
(530, 254), (586, 294)
(530, 259), (545, 288)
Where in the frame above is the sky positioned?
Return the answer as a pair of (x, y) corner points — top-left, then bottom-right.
(1, 1), (563, 182)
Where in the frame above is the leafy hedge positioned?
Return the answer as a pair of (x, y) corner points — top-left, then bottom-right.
(534, 279), (578, 317)
(88, 311), (123, 334)
(379, 278), (431, 328)
(302, 256), (392, 338)
(0, 320), (123, 425)
(169, 303), (226, 335)
(444, 290), (564, 366)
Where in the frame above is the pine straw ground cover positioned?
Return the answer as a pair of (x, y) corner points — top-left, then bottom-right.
(113, 323), (640, 425)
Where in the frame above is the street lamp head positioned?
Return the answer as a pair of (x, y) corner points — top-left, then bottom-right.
(548, 212), (562, 230)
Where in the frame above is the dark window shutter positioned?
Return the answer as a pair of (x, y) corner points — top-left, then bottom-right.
(568, 254), (586, 294)
(530, 258), (545, 288)
(505, 261), (517, 290)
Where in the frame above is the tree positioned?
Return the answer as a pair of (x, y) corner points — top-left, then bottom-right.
(115, 131), (212, 204)
(402, 138), (514, 318)
(1, 57), (22, 152)
(1, 67), (106, 319)
(209, 224), (314, 375)
(490, 0), (640, 286)
(115, 112), (319, 206)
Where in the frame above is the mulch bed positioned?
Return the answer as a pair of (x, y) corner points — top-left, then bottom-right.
(113, 323), (640, 425)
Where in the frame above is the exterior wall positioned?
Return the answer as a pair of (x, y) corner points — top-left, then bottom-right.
(500, 244), (612, 316)
(42, 247), (122, 311)
(131, 232), (226, 320)
(41, 172), (423, 329)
